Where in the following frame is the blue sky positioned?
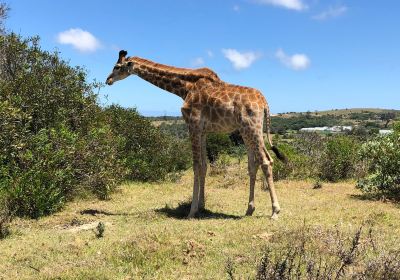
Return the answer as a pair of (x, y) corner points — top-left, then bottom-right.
(5, 0), (400, 115)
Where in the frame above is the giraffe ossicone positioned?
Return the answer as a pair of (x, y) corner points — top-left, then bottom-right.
(106, 50), (287, 219)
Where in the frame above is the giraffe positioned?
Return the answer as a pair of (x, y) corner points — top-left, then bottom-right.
(106, 50), (287, 219)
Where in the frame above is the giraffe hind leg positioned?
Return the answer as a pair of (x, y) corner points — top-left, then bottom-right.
(198, 134), (207, 211)
(255, 137), (281, 219)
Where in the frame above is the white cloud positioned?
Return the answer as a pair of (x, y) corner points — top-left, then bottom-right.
(275, 49), (310, 70)
(191, 57), (205, 67)
(207, 50), (214, 58)
(233, 4), (240, 12)
(312, 5), (348, 20)
(222, 49), (261, 70)
(57, 28), (101, 52)
(254, 0), (307, 11)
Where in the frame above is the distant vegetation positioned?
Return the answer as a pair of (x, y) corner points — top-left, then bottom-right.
(152, 109), (400, 136)
(271, 113), (342, 133)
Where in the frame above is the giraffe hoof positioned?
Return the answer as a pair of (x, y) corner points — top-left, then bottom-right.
(246, 206), (255, 216)
(271, 205), (281, 220)
(272, 204), (281, 215)
(271, 212), (279, 220)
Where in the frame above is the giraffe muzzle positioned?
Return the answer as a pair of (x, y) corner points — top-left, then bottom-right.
(106, 78), (114, 85)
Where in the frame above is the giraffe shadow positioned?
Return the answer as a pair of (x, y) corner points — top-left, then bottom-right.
(79, 208), (135, 216)
(155, 201), (242, 220)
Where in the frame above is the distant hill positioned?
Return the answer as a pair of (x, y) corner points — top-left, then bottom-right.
(148, 108), (400, 136)
(271, 108), (400, 134)
(277, 108), (400, 118)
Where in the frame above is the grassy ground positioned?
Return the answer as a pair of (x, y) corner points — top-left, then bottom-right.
(1, 163), (399, 279)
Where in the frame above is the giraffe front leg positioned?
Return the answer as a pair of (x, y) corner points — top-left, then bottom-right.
(188, 133), (202, 219)
(198, 134), (207, 211)
(246, 150), (258, 216)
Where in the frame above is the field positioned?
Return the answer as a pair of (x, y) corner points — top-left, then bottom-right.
(1, 162), (399, 280)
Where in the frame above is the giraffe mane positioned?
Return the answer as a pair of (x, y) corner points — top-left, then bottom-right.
(130, 57), (220, 82)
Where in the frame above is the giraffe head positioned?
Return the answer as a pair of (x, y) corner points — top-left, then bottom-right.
(106, 50), (134, 85)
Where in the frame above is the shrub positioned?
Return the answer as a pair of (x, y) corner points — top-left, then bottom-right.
(76, 126), (125, 200)
(290, 132), (326, 178)
(0, 34), (98, 134)
(209, 153), (231, 176)
(3, 127), (77, 218)
(357, 123), (400, 199)
(0, 33), (124, 218)
(319, 136), (359, 182)
(103, 105), (191, 181)
(271, 142), (313, 181)
(271, 134), (363, 182)
(158, 121), (189, 139)
(206, 133), (234, 163)
(230, 144), (247, 164)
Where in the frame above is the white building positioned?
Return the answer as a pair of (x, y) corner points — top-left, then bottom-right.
(379, 129), (393, 135)
(299, 126), (353, 133)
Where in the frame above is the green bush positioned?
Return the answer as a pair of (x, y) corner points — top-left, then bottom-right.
(3, 128), (77, 218)
(271, 142), (313, 181)
(0, 33), (123, 218)
(357, 123), (400, 199)
(0, 34), (98, 134)
(290, 132), (326, 178)
(103, 105), (191, 181)
(76, 126), (125, 200)
(272, 134), (362, 182)
(158, 121), (189, 139)
(319, 136), (359, 182)
(206, 133), (234, 163)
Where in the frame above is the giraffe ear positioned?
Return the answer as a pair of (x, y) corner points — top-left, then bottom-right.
(118, 50), (128, 63)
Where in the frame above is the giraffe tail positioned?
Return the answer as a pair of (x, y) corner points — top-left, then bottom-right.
(264, 107), (288, 163)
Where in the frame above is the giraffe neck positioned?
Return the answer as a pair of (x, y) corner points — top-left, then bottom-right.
(129, 57), (220, 99)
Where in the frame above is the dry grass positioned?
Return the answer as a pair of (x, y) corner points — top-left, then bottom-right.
(1, 163), (399, 279)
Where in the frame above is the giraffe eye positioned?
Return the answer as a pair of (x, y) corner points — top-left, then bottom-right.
(114, 66), (121, 70)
